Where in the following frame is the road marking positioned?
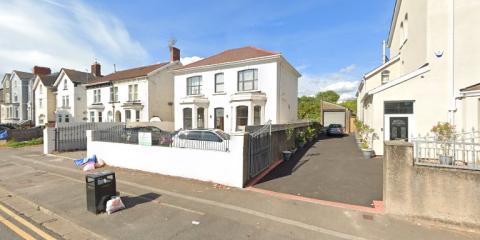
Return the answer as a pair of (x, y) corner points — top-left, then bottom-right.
(0, 202), (56, 240)
(0, 215), (36, 240)
(10, 155), (368, 240)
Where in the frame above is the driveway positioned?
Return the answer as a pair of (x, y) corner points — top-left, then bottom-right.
(254, 135), (383, 207)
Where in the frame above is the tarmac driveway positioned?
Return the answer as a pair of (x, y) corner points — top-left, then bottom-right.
(254, 135), (383, 207)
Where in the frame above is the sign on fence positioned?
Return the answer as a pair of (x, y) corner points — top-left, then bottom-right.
(138, 132), (152, 146)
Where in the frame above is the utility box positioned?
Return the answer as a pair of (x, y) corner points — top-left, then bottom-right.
(86, 171), (116, 214)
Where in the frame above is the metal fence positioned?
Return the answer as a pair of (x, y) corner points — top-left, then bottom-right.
(55, 123), (125, 152)
(92, 128), (230, 152)
(413, 130), (480, 170)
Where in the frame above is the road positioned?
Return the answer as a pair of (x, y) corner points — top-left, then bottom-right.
(0, 145), (477, 240)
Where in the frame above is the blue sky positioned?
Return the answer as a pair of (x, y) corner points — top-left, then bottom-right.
(0, 0), (395, 100)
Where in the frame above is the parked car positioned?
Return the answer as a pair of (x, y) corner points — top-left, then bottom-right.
(326, 124), (344, 136)
(173, 129), (230, 150)
(124, 126), (173, 145)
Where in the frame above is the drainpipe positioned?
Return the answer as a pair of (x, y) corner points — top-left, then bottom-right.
(382, 40), (387, 64)
(447, 0), (456, 124)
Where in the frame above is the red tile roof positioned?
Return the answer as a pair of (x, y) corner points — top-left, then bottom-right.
(180, 46), (279, 70)
(88, 63), (168, 86)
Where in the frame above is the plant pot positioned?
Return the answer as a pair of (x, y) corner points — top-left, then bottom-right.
(282, 151), (293, 161)
(439, 155), (453, 165)
(361, 149), (374, 159)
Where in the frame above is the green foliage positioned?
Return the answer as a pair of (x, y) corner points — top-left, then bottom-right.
(306, 126), (316, 139)
(296, 131), (306, 145)
(7, 138), (43, 148)
(298, 96), (321, 120)
(340, 100), (357, 114)
(316, 90), (340, 103)
(355, 120), (376, 150)
(431, 122), (456, 141)
(286, 126), (296, 150)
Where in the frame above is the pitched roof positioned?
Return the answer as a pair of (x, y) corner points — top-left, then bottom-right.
(87, 63), (168, 86)
(322, 101), (347, 111)
(13, 70), (34, 80)
(63, 68), (96, 84)
(461, 83), (480, 92)
(38, 73), (60, 87)
(180, 46), (279, 70)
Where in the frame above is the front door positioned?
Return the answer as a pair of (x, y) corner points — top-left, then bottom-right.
(214, 108), (224, 130)
(390, 117), (408, 140)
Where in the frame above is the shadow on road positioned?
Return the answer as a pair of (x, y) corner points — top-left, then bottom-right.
(121, 192), (161, 208)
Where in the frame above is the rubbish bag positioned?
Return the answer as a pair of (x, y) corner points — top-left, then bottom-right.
(83, 162), (96, 172)
(74, 155), (97, 166)
(94, 158), (105, 168)
(106, 196), (125, 215)
(0, 130), (8, 140)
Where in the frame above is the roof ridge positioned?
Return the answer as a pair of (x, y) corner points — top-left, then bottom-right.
(105, 62), (167, 75)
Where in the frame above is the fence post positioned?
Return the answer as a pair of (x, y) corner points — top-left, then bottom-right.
(43, 127), (56, 154)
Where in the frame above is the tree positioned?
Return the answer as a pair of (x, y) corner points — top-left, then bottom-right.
(316, 91), (340, 103)
(340, 99), (357, 114)
(298, 96), (321, 120)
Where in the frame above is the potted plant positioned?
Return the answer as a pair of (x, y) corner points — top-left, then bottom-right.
(358, 123), (376, 159)
(306, 126), (316, 144)
(431, 122), (456, 165)
(282, 127), (296, 161)
(354, 119), (364, 144)
(296, 131), (306, 149)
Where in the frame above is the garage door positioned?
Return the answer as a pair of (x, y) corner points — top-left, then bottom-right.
(323, 111), (346, 127)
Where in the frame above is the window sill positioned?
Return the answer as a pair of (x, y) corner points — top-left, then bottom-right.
(186, 94), (205, 98)
(212, 92), (226, 96)
(237, 90), (261, 94)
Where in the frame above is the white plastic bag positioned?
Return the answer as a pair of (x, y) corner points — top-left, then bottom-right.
(106, 196), (125, 214)
(83, 162), (95, 172)
(95, 158), (105, 168)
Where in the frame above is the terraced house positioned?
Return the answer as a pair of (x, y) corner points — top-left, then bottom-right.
(85, 47), (181, 123)
(32, 72), (60, 126)
(52, 66), (99, 124)
(174, 46), (300, 132)
(0, 66), (51, 124)
(357, 0), (480, 155)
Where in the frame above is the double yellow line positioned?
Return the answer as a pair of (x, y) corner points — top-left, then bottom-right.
(0, 202), (56, 240)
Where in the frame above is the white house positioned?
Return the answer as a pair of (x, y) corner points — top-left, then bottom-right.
(32, 72), (59, 126)
(357, 0), (480, 155)
(173, 46), (300, 132)
(52, 66), (98, 124)
(85, 47), (181, 123)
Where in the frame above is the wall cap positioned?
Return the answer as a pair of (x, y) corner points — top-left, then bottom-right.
(385, 140), (413, 146)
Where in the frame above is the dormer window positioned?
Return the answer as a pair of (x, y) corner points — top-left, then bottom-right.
(238, 69), (258, 92)
(381, 70), (390, 84)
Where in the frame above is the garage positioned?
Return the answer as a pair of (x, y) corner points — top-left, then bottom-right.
(321, 101), (352, 133)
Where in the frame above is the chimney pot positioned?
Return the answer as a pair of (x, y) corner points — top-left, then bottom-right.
(170, 47), (180, 62)
(91, 62), (101, 77)
(32, 66), (51, 75)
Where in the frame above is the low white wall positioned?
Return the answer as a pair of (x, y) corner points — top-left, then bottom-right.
(87, 131), (246, 188)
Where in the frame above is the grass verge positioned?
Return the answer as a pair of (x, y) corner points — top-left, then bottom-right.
(6, 138), (43, 148)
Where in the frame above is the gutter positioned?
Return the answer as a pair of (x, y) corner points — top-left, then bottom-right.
(366, 64), (430, 96)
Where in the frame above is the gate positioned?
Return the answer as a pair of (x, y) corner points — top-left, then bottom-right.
(55, 123), (124, 152)
(248, 121), (273, 178)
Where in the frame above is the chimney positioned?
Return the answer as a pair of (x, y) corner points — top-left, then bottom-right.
(169, 46), (180, 62)
(32, 66), (51, 75)
(91, 62), (101, 77)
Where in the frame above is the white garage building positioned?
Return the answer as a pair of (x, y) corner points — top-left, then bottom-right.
(322, 101), (352, 133)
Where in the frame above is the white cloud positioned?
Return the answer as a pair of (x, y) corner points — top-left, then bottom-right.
(180, 56), (203, 65)
(299, 64), (360, 101)
(0, 0), (148, 74)
(339, 64), (356, 74)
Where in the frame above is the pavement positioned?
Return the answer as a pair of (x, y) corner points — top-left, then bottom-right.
(0, 145), (478, 239)
(254, 135), (383, 207)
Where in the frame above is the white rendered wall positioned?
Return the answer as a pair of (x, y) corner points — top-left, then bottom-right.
(87, 131), (246, 188)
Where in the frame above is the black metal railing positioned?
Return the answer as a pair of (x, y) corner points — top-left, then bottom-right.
(92, 128), (230, 152)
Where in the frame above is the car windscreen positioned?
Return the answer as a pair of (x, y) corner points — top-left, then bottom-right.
(214, 130), (230, 140)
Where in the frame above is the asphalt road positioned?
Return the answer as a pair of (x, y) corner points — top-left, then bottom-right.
(255, 135), (383, 207)
(0, 222), (23, 240)
(0, 145), (477, 240)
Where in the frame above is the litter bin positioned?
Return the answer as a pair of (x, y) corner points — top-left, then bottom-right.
(86, 171), (116, 214)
